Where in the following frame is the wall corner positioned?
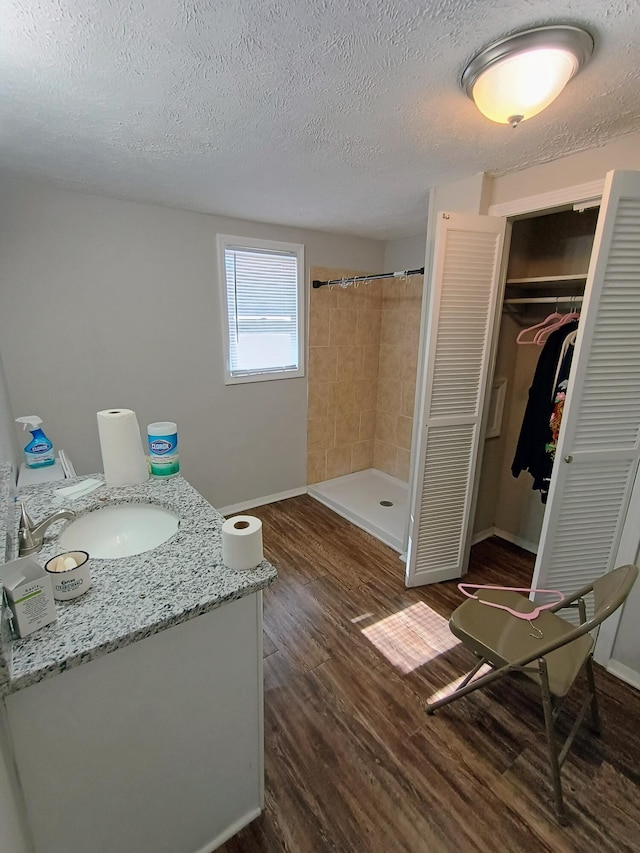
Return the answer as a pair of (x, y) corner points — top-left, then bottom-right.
(479, 173), (494, 215)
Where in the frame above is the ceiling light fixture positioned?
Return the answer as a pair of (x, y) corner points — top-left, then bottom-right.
(462, 25), (594, 128)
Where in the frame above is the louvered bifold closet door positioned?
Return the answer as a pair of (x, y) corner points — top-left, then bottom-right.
(406, 212), (506, 587)
(532, 171), (640, 614)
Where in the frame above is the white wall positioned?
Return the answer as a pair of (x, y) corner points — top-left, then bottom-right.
(0, 177), (384, 508)
(488, 131), (640, 207)
(383, 232), (427, 273)
(491, 331), (546, 549)
(0, 351), (18, 469)
(473, 314), (519, 538)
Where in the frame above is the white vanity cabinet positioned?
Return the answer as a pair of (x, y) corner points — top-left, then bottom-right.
(5, 591), (264, 853)
(0, 473), (276, 853)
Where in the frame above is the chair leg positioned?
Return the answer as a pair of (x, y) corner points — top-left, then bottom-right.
(539, 661), (568, 825)
(457, 656), (489, 690)
(584, 655), (602, 734)
(426, 659), (500, 714)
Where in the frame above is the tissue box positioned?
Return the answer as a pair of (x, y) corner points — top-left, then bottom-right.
(1, 556), (57, 638)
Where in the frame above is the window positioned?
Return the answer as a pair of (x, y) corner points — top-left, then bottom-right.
(218, 235), (305, 385)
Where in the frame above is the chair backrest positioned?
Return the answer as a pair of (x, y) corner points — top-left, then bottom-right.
(513, 564), (638, 668)
(592, 564), (639, 621)
(550, 564), (638, 626)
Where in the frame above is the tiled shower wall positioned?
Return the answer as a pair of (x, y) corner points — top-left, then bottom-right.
(307, 267), (423, 485)
(307, 267), (382, 484)
(374, 276), (423, 481)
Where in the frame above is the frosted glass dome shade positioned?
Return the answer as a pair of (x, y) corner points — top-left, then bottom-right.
(471, 47), (579, 125)
(462, 26), (593, 127)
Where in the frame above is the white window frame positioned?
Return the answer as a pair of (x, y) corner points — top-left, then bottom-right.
(217, 234), (305, 385)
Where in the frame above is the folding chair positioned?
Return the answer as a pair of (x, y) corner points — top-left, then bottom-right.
(426, 564), (639, 824)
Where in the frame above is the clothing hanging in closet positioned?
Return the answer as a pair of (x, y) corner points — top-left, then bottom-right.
(547, 332), (577, 465)
(511, 320), (579, 500)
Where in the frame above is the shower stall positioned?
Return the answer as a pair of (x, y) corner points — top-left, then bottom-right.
(308, 468), (409, 552)
(306, 265), (424, 554)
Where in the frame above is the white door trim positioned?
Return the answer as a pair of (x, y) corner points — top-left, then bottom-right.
(488, 178), (604, 219)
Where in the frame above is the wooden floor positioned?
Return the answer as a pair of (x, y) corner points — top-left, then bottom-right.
(219, 495), (640, 853)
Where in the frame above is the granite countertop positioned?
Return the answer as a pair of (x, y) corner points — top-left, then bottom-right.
(0, 462), (15, 565)
(1, 473), (277, 694)
(0, 462), (16, 691)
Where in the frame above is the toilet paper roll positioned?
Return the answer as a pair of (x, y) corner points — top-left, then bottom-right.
(221, 516), (263, 571)
(97, 409), (149, 487)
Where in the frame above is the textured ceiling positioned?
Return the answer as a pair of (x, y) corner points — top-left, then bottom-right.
(2, 0), (639, 239)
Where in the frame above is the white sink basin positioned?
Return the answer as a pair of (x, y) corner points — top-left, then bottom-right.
(60, 503), (180, 559)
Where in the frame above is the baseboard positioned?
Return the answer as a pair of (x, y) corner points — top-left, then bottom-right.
(192, 807), (262, 853)
(492, 527), (539, 555)
(606, 660), (640, 692)
(470, 526), (538, 554)
(218, 487), (307, 516)
(470, 528), (494, 546)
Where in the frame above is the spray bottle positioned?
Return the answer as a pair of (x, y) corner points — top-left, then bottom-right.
(15, 416), (55, 469)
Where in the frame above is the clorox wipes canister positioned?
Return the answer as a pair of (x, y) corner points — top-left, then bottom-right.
(147, 421), (179, 478)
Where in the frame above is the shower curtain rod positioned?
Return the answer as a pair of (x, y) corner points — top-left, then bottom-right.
(312, 267), (425, 288)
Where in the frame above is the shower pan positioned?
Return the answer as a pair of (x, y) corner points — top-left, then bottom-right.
(308, 468), (408, 553)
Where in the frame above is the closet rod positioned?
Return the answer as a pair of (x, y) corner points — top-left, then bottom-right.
(504, 296), (584, 305)
(312, 267), (424, 288)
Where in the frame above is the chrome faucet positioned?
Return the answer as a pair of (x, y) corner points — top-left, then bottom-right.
(18, 502), (77, 557)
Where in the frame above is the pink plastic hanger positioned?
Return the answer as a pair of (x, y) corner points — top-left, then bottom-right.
(533, 309), (580, 345)
(516, 310), (565, 345)
(457, 584), (565, 620)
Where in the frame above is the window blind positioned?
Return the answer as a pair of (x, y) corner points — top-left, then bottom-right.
(224, 246), (300, 377)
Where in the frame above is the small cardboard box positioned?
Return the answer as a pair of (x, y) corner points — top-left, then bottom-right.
(1, 556), (57, 638)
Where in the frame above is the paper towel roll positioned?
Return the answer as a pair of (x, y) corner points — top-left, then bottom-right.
(221, 516), (263, 571)
(97, 409), (149, 487)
